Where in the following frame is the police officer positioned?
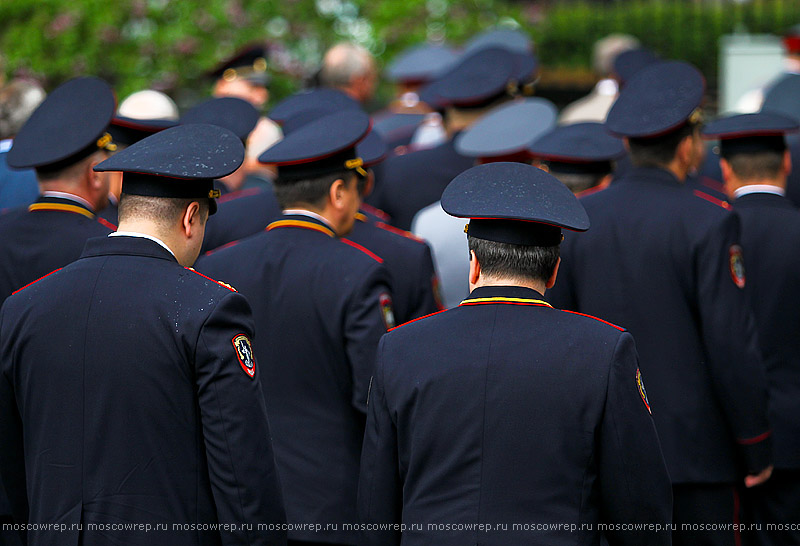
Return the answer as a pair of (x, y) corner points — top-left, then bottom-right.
(413, 98), (558, 308)
(528, 122), (626, 195)
(0, 123), (286, 546)
(197, 111), (393, 546)
(549, 61), (772, 546)
(702, 112), (800, 546)
(358, 162), (672, 545)
(0, 77), (118, 303)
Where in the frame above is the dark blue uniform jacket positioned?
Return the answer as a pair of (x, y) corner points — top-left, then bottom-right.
(0, 236), (286, 546)
(197, 214), (392, 544)
(0, 195), (113, 303)
(358, 285), (672, 546)
(549, 166), (772, 484)
(735, 191), (800, 469)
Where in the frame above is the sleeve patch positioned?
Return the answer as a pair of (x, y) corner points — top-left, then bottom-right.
(636, 368), (651, 414)
(729, 245), (746, 289)
(380, 292), (395, 330)
(232, 334), (255, 378)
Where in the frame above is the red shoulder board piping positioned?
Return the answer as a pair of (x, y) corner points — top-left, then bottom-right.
(341, 238), (384, 264)
(360, 203), (391, 222)
(576, 179), (611, 199)
(737, 430), (772, 445)
(12, 268), (64, 295)
(204, 238), (242, 256)
(184, 267), (237, 291)
(218, 187), (261, 204)
(375, 221), (425, 243)
(693, 189), (731, 210)
(388, 309), (448, 332)
(96, 217), (117, 230)
(560, 309), (625, 331)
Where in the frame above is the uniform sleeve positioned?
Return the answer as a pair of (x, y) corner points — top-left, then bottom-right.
(345, 263), (394, 414)
(195, 291), (287, 546)
(410, 243), (445, 320)
(357, 337), (402, 546)
(0, 304), (29, 532)
(695, 211), (772, 473)
(599, 332), (672, 545)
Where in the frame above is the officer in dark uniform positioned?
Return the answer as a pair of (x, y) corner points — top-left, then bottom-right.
(0, 77), (117, 304)
(358, 162), (672, 546)
(0, 123), (286, 546)
(702, 112), (800, 546)
(267, 91), (443, 324)
(197, 111), (393, 546)
(527, 122), (626, 195)
(368, 46), (535, 231)
(549, 61), (772, 546)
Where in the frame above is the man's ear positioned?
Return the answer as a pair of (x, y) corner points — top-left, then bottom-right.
(468, 249), (481, 285)
(719, 158), (733, 184)
(87, 159), (104, 190)
(545, 257), (561, 290)
(329, 178), (346, 210)
(677, 133), (695, 167)
(182, 201), (203, 237)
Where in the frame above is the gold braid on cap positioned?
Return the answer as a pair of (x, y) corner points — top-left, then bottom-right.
(345, 157), (368, 177)
(96, 133), (117, 152)
(208, 189), (221, 199)
(223, 57), (268, 82)
(688, 107), (704, 126)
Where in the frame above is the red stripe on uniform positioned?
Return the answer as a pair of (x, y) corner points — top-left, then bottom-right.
(560, 309), (625, 331)
(341, 238), (384, 263)
(184, 268), (236, 291)
(12, 268), (64, 295)
(736, 430), (772, 445)
(96, 217), (117, 230)
(388, 309), (448, 332)
(693, 190), (731, 209)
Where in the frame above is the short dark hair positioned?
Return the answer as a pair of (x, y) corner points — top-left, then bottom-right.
(552, 172), (606, 194)
(118, 193), (209, 228)
(627, 123), (695, 168)
(273, 170), (353, 210)
(726, 150), (785, 181)
(468, 236), (560, 284)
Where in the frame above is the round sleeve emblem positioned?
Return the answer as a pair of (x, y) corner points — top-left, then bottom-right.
(232, 334), (255, 378)
(729, 245), (746, 289)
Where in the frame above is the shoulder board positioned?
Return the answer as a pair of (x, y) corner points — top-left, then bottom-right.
(388, 309), (448, 332)
(96, 217), (117, 230)
(340, 238), (384, 264)
(693, 189), (731, 210)
(204, 238), (242, 257)
(576, 182), (608, 199)
(217, 187), (261, 204)
(359, 203), (391, 222)
(375, 221), (425, 243)
(12, 268), (64, 295)
(184, 267), (237, 291)
(559, 309), (625, 331)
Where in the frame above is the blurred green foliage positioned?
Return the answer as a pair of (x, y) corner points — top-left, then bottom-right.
(0, 0), (798, 106)
(0, 0), (523, 105)
(536, 0), (800, 84)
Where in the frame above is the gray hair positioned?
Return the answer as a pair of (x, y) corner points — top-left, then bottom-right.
(0, 79), (46, 139)
(319, 42), (374, 88)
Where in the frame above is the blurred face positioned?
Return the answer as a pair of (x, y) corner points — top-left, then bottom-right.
(213, 78), (269, 109)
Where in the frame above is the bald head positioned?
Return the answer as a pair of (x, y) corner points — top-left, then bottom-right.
(319, 42), (377, 103)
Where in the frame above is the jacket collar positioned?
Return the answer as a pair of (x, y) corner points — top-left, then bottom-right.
(80, 235), (177, 263)
(29, 194), (96, 218)
(734, 191), (795, 210)
(267, 213), (336, 237)
(460, 285), (551, 307)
